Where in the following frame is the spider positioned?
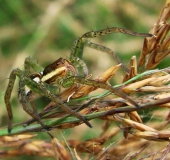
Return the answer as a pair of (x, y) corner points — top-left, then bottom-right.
(4, 27), (152, 133)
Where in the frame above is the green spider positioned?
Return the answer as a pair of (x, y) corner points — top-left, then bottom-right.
(4, 27), (152, 133)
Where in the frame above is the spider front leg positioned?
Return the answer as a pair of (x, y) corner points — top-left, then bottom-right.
(4, 68), (48, 133)
(19, 77), (49, 130)
(36, 81), (92, 128)
(24, 56), (44, 74)
(4, 70), (15, 132)
(70, 27), (153, 73)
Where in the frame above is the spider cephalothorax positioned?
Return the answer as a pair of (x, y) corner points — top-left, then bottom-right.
(42, 58), (78, 84)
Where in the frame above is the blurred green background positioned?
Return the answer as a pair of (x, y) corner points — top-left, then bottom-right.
(0, 0), (166, 159)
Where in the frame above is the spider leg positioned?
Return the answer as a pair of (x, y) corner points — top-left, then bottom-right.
(4, 69), (16, 133)
(85, 41), (130, 73)
(22, 57), (47, 127)
(70, 27), (152, 72)
(19, 77), (49, 130)
(4, 68), (47, 133)
(81, 27), (152, 39)
(62, 76), (139, 108)
(24, 98), (97, 126)
(30, 101), (38, 114)
(37, 81), (92, 128)
(24, 57), (43, 74)
(71, 57), (88, 76)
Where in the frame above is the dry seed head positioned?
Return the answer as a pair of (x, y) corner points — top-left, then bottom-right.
(1, 136), (19, 143)
(138, 85), (170, 92)
(148, 74), (170, 86)
(139, 3), (170, 70)
(138, 38), (150, 67)
(132, 131), (159, 140)
(132, 130), (170, 141)
(122, 78), (155, 93)
(154, 92), (170, 99)
(153, 92), (170, 107)
(128, 111), (142, 123)
(24, 143), (41, 152)
(97, 63), (121, 82)
(123, 56), (137, 82)
(52, 137), (72, 160)
(123, 73), (170, 93)
(119, 117), (157, 132)
(157, 130), (170, 138)
(0, 134), (36, 142)
(76, 138), (104, 153)
(0, 139), (55, 157)
(16, 134), (37, 140)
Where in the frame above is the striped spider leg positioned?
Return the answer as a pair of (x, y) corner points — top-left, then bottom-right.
(70, 27), (153, 73)
(4, 57), (91, 133)
(61, 74), (139, 108)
